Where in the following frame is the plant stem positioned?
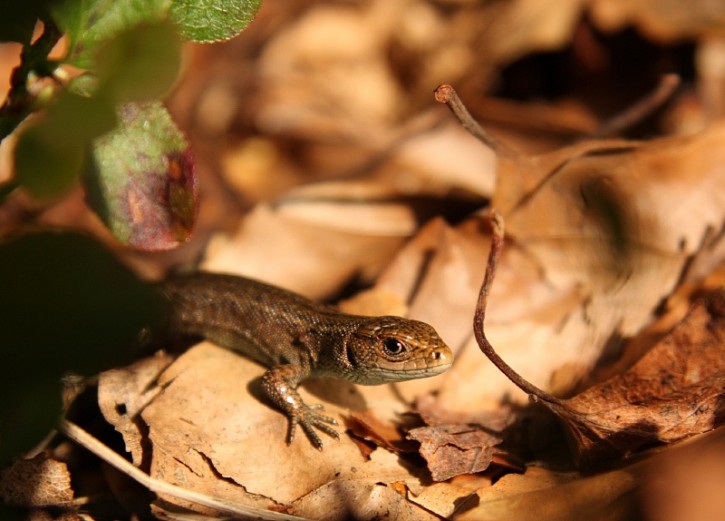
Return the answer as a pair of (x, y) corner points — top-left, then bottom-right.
(434, 84), (519, 159)
(592, 74), (681, 138)
(473, 210), (566, 407)
(0, 17), (62, 142)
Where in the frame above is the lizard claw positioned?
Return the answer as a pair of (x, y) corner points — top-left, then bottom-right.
(287, 404), (339, 450)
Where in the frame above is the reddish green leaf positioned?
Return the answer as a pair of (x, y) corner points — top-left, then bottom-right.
(85, 101), (198, 251)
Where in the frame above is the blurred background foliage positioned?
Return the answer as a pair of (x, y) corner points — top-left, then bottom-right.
(0, 0), (261, 467)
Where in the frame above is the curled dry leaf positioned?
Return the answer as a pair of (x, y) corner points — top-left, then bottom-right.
(407, 394), (516, 482)
(407, 425), (502, 483)
(429, 85), (725, 408)
(475, 210), (725, 466)
(338, 108), (724, 428)
(558, 289), (725, 465)
(143, 81), (725, 518)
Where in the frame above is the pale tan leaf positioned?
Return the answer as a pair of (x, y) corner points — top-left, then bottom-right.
(481, 123), (725, 399)
(203, 204), (406, 300)
(136, 343), (433, 518)
(589, 0), (725, 42)
(98, 353), (175, 466)
(456, 466), (637, 521)
(405, 481), (480, 519)
(274, 180), (419, 236)
(641, 428), (725, 521)
(392, 121), (498, 198)
(289, 479), (440, 521)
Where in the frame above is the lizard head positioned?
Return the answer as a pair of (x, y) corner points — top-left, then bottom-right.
(340, 316), (453, 385)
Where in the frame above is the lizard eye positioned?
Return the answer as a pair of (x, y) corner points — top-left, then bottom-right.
(382, 337), (405, 356)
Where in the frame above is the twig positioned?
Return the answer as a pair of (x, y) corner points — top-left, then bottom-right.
(473, 210), (565, 406)
(57, 419), (305, 520)
(592, 74), (681, 138)
(434, 84), (519, 159)
(0, 17), (62, 141)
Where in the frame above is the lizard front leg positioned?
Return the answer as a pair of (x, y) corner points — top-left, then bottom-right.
(261, 364), (339, 450)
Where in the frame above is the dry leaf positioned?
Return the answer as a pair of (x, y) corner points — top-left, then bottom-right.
(557, 289), (725, 465)
(478, 0), (584, 64)
(456, 465), (638, 521)
(274, 180), (424, 236)
(641, 427), (725, 521)
(345, 410), (414, 454)
(0, 454), (74, 508)
(405, 480), (480, 519)
(407, 394), (515, 482)
(407, 425), (501, 482)
(289, 478), (440, 521)
(474, 210), (725, 466)
(202, 204), (407, 300)
(98, 353), (175, 466)
(480, 120), (725, 399)
(391, 120), (498, 198)
(589, 0), (725, 42)
(129, 343), (437, 519)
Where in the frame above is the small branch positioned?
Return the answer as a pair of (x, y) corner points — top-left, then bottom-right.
(592, 74), (681, 138)
(434, 84), (519, 159)
(473, 210), (565, 406)
(0, 18), (62, 142)
(58, 419), (304, 520)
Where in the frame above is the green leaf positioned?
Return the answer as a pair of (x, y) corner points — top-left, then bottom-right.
(96, 19), (182, 101)
(0, 231), (164, 463)
(67, 72), (98, 97)
(14, 92), (117, 199)
(170, 0), (261, 42)
(44, 90), (118, 141)
(85, 101), (198, 250)
(52, 0), (170, 68)
(14, 123), (85, 198)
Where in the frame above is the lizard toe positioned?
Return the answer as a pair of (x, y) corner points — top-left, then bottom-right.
(288, 405), (340, 449)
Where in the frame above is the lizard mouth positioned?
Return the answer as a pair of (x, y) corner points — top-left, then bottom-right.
(355, 353), (453, 384)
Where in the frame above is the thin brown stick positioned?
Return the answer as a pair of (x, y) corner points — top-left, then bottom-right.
(434, 84), (519, 158)
(473, 210), (564, 406)
(592, 74), (681, 138)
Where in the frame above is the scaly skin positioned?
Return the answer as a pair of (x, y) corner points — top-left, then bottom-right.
(159, 272), (453, 449)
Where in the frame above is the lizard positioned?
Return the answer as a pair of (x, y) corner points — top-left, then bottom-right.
(157, 272), (453, 450)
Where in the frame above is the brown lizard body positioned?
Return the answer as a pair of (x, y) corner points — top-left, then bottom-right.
(158, 272), (453, 449)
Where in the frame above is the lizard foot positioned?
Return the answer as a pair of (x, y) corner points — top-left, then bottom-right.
(287, 404), (339, 450)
